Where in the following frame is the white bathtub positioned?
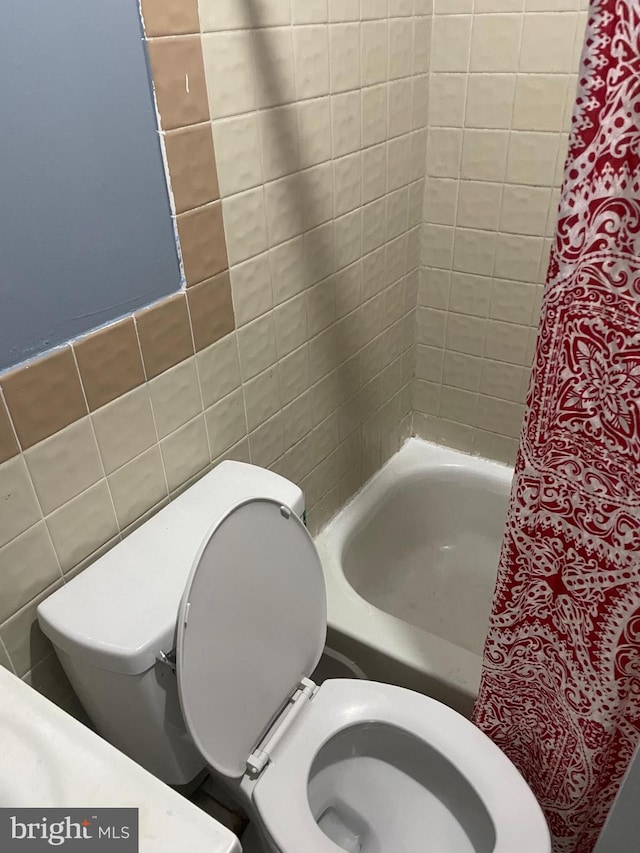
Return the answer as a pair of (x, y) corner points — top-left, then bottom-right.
(315, 437), (513, 717)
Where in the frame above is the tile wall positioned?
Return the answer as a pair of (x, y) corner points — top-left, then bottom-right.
(0, 0), (429, 713)
(414, 0), (588, 464)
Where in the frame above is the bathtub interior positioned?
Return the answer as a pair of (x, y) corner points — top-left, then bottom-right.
(341, 467), (510, 657)
(308, 722), (496, 853)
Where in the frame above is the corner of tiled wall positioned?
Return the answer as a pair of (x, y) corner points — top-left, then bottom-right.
(414, 0), (588, 465)
(0, 0), (432, 714)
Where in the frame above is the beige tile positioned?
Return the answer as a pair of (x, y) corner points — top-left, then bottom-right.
(244, 367), (282, 431)
(362, 20), (388, 86)
(108, 445), (169, 530)
(427, 129), (463, 177)
(249, 412), (284, 468)
(494, 233), (544, 281)
(442, 351), (483, 391)
(212, 112), (263, 197)
(490, 279), (537, 323)
(446, 313), (488, 355)
(74, 318), (145, 412)
(186, 271), (235, 350)
(0, 638), (13, 673)
(500, 185), (552, 235)
(470, 14), (522, 72)
(413, 380), (441, 415)
(293, 25), (331, 100)
(25, 418), (103, 516)
(92, 386), (157, 475)
(389, 17), (413, 78)
(205, 388), (248, 458)
(2, 348), (87, 450)
(329, 23), (360, 93)
(440, 386), (478, 425)
(421, 224), (455, 269)
(22, 653), (74, 708)
(176, 201), (228, 287)
(149, 357), (203, 439)
(0, 395), (18, 464)
(278, 345), (311, 406)
(431, 15), (472, 72)
(146, 36), (210, 130)
(201, 31), (256, 119)
(0, 522), (61, 623)
(269, 237), (306, 305)
(457, 181), (503, 230)
(230, 254), (273, 327)
(136, 293), (194, 379)
(0, 579), (62, 677)
(424, 178), (459, 226)
(461, 130), (509, 181)
(252, 28), (296, 108)
(506, 131), (560, 185)
(513, 75), (571, 131)
(275, 294), (308, 357)
(297, 97), (332, 169)
(140, 0), (200, 36)
(237, 313), (278, 380)
(476, 394), (524, 437)
(480, 360), (529, 402)
(416, 346), (444, 382)
(429, 74), (467, 126)
(282, 392), (313, 449)
(484, 320), (530, 364)
(259, 104), (301, 182)
(465, 74), (517, 129)
(222, 187), (269, 266)
(47, 482), (119, 573)
(449, 272), (492, 316)
(417, 308), (447, 347)
(418, 269), (451, 309)
(164, 124), (220, 214)
(453, 228), (497, 276)
(519, 12), (578, 72)
(0, 456), (42, 547)
(197, 333), (242, 408)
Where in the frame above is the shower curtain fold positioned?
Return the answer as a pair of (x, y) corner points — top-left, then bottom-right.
(472, 2), (640, 851)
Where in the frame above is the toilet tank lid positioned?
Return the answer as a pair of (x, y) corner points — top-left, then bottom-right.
(37, 462), (305, 676)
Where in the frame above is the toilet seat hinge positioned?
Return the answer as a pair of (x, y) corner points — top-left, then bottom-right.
(245, 678), (317, 779)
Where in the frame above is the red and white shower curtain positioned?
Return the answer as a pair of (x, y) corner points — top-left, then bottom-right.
(472, 2), (640, 851)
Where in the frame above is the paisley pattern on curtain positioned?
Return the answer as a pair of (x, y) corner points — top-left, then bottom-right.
(472, 3), (640, 851)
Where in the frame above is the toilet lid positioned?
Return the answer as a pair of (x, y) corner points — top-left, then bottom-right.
(176, 497), (327, 779)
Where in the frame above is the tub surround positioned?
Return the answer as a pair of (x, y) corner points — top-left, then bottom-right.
(0, 666), (241, 853)
(316, 437), (512, 716)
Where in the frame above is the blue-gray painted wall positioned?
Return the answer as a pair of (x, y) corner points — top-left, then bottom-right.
(0, 0), (182, 371)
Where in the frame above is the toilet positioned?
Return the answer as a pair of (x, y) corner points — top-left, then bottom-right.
(38, 461), (550, 853)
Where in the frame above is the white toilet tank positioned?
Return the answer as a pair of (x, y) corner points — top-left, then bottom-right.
(38, 461), (305, 786)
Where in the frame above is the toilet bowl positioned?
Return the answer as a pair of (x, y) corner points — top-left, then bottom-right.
(38, 462), (551, 853)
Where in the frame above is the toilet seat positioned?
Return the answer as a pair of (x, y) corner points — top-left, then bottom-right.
(252, 679), (550, 853)
(175, 496), (550, 853)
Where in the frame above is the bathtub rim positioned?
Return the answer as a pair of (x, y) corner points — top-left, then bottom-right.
(315, 437), (513, 707)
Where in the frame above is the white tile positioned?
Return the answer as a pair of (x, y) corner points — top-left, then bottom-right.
(329, 0), (360, 20)
(429, 73), (467, 126)
(362, 143), (387, 202)
(301, 162), (335, 228)
(519, 12), (578, 72)
(506, 132), (560, 185)
(362, 0), (389, 18)
(202, 32), (256, 119)
(413, 17), (431, 74)
(222, 186), (269, 264)
(387, 134), (411, 190)
(427, 128), (463, 177)
(388, 78), (412, 138)
(212, 113), (263, 197)
(465, 74), (517, 129)
(470, 14), (522, 72)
